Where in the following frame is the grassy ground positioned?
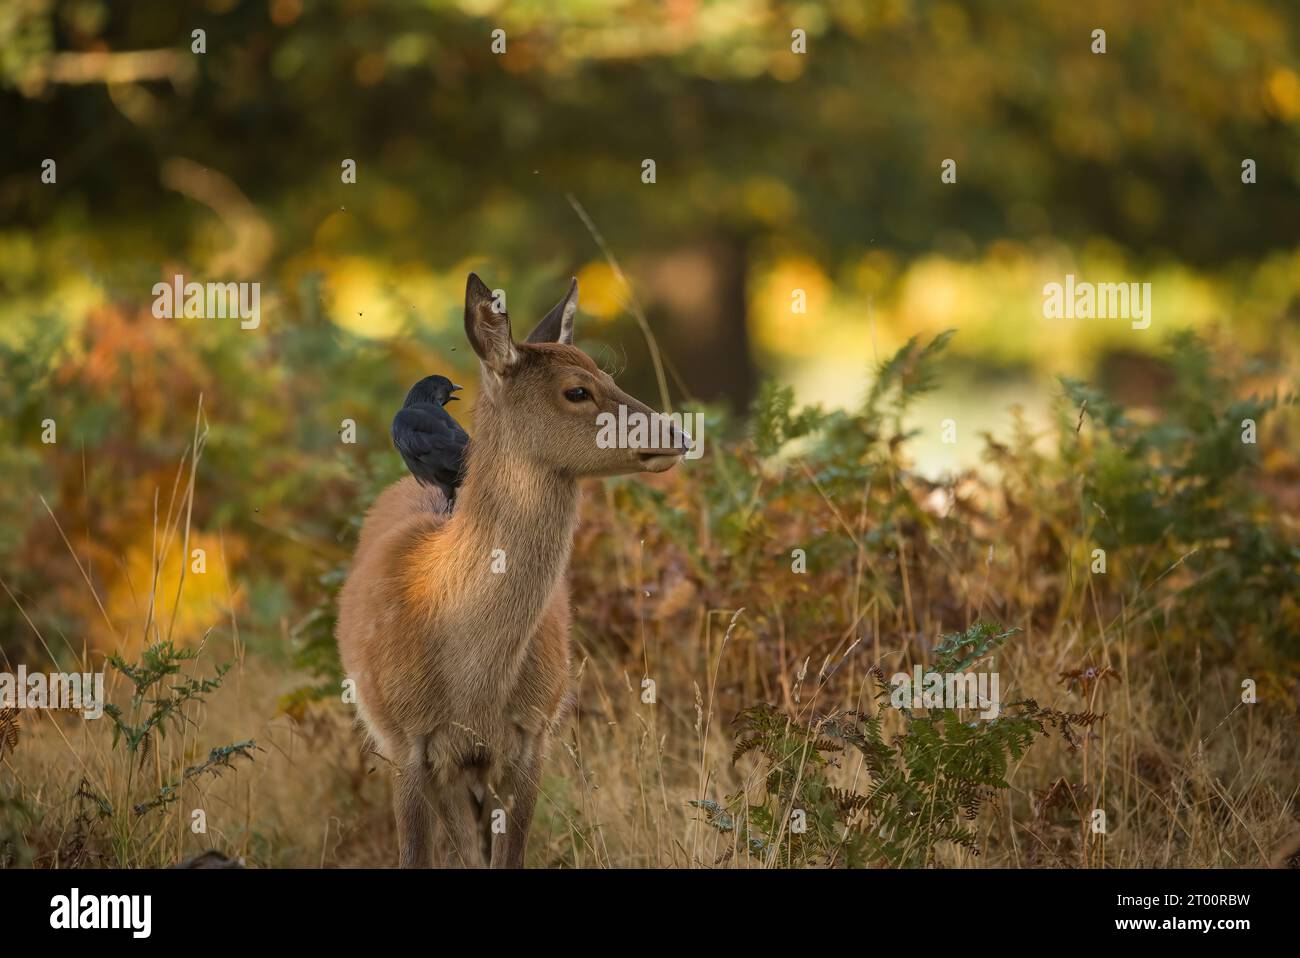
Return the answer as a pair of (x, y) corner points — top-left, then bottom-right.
(1, 330), (1297, 868)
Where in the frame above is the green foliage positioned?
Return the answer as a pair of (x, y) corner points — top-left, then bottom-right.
(658, 330), (954, 596)
(102, 641), (257, 829)
(752, 381), (827, 458)
(1060, 331), (1299, 659)
(865, 329), (957, 425)
(0, 792), (37, 867)
(700, 623), (1090, 868)
(103, 641), (231, 754)
(0, 323), (60, 565)
(279, 566), (348, 718)
(131, 741), (260, 817)
(933, 621), (1017, 673)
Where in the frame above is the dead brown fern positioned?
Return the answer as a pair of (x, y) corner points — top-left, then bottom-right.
(0, 707), (20, 759)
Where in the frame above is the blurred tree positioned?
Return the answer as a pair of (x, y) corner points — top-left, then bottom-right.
(2, 0), (1298, 410)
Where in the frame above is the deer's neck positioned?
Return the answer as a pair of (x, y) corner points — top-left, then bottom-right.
(436, 428), (579, 660)
(456, 452), (580, 572)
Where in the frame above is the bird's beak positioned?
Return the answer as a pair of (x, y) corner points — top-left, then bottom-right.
(448, 384), (463, 401)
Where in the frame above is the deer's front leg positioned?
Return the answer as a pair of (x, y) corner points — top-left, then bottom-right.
(393, 748), (434, 868)
(436, 784), (488, 868)
(489, 737), (545, 869)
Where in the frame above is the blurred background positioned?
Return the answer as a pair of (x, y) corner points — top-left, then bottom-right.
(1, 0), (1298, 655)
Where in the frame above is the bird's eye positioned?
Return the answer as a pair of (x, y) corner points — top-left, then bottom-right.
(564, 387), (590, 403)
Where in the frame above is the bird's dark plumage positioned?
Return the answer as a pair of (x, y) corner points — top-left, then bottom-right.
(392, 375), (469, 505)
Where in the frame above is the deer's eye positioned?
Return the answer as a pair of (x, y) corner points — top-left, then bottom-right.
(564, 387), (590, 403)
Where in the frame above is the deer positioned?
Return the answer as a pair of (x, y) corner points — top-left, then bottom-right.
(336, 273), (686, 868)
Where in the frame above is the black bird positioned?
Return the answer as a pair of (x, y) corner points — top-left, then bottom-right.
(391, 375), (470, 506)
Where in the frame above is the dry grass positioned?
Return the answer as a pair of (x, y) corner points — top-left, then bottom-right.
(2, 594), (1294, 868)
(1, 336), (1297, 869)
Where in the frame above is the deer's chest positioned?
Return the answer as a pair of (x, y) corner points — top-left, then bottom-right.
(402, 580), (570, 737)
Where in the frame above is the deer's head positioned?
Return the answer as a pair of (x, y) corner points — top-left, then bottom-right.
(464, 273), (686, 478)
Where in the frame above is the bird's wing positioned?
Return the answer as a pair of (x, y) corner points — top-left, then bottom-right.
(392, 405), (469, 483)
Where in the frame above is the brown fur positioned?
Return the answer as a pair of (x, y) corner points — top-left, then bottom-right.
(336, 274), (683, 867)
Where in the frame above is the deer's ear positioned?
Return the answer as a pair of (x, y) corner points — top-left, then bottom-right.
(525, 277), (578, 345)
(464, 273), (518, 374)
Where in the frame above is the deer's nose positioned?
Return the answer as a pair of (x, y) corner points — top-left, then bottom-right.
(667, 423), (692, 452)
